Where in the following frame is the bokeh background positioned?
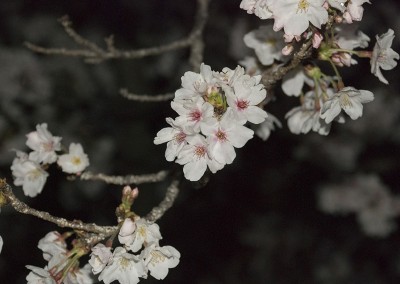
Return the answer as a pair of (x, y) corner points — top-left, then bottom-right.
(1, 0), (400, 283)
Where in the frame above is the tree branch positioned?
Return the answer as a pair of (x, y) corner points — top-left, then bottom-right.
(119, 89), (175, 102)
(25, 0), (211, 65)
(145, 179), (180, 223)
(79, 170), (169, 185)
(0, 179), (117, 236)
(261, 38), (314, 91)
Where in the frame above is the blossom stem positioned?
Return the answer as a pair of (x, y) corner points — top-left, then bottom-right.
(328, 59), (344, 90)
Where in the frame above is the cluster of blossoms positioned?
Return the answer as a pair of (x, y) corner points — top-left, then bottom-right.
(26, 231), (94, 283)
(25, 186), (180, 284)
(240, 0), (371, 39)
(10, 123), (89, 197)
(91, 216), (180, 284)
(154, 63), (269, 181)
(239, 2), (398, 136)
(318, 174), (400, 237)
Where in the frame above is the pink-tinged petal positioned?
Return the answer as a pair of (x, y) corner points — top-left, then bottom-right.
(212, 142), (236, 165)
(229, 125), (254, 148)
(244, 106), (268, 124)
(183, 159), (208, 181)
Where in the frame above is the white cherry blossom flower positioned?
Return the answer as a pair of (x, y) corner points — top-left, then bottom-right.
(37, 231), (67, 265)
(270, 0), (328, 37)
(343, 0), (370, 23)
(370, 29), (399, 84)
(154, 117), (194, 162)
(285, 90), (332, 135)
(240, 0), (273, 19)
(98, 247), (147, 284)
(281, 67), (314, 97)
(0, 235), (3, 254)
(89, 243), (113, 275)
(320, 87), (374, 123)
(26, 123), (61, 164)
(141, 243), (180, 280)
(254, 112), (282, 141)
(239, 56), (262, 76)
(26, 266), (56, 284)
(175, 63), (213, 101)
(11, 158), (49, 197)
(118, 218), (162, 253)
(57, 143), (90, 174)
(225, 73), (267, 124)
(201, 110), (254, 165)
(171, 97), (214, 133)
(64, 264), (95, 284)
(175, 134), (224, 181)
(243, 25), (285, 66)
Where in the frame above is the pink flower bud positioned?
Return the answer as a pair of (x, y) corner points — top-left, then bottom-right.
(122, 185), (132, 196)
(312, 32), (323, 49)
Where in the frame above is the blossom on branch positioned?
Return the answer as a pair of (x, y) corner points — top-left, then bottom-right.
(270, 0), (328, 37)
(98, 247), (147, 284)
(26, 123), (62, 164)
(141, 243), (180, 280)
(57, 143), (90, 174)
(320, 87), (374, 123)
(89, 244), (113, 275)
(370, 29), (400, 84)
(243, 25), (285, 65)
(11, 156), (49, 197)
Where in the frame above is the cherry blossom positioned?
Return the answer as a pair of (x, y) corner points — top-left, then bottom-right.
(89, 244), (113, 275)
(57, 143), (90, 174)
(370, 29), (399, 84)
(26, 266), (56, 284)
(0, 236), (3, 254)
(98, 247), (147, 284)
(141, 243), (180, 280)
(270, 0), (328, 37)
(343, 0), (370, 23)
(240, 0), (273, 19)
(154, 117), (194, 162)
(320, 87), (374, 123)
(254, 112), (282, 141)
(11, 157), (49, 197)
(118, 217), (162, 253)
(26, 123), (61, 164)
(201, 110), (254, 165)
(175, 134), (224, 181)
(243, 25), (285, 65)
(225, 73), (268, 124)
(171, 97), (214, 133)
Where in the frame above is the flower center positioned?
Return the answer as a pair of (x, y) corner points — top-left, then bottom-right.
(297, 0), (309, 13)
(339, 94), (353, 108)
(72, 156), (81, 165)
(189, 110), (202, 122)
(149, 250), (166, 266)
(216, 130), (227, 142)
(194, 145), (207, 159)
(174, 132), (186, 144)
(236, 99), (249, 111)
(119, 257), (131, 269)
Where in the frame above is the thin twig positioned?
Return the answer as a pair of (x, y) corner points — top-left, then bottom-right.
(261, 39), (314, 90)
(0, 180), (117, 235)
(79, 170), (169, 185)
(188, 0), (210, 71)
(120, 89), (175, 102)
(145, 179), (180, 223)
(25, 0), (211, 65)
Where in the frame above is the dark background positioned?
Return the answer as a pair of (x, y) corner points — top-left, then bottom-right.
(1, 0), (400, 283)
